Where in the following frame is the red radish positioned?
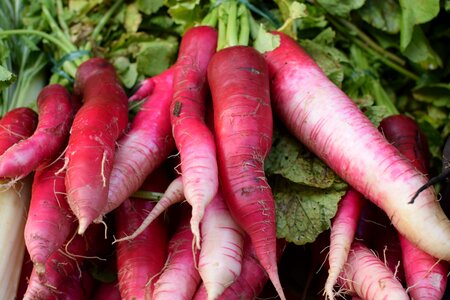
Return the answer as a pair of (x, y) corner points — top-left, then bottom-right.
(0, 84), (73, 179)
(170, 25), (219, 247)
(23, 224), (103, 299)
(113, 176), (184, 243)
(0, 107), (37, 155)
(379, 115), (449, 299)
(103, 67), (175, 215)
(208, 45), (285, 299)
(193, 237), (270, 300)
(129, 78), (155, 102)
(115, 198), (168, 299)
(324, 188), (365, 300)
(337, 241), (409, 300)
(15, 250), (33, 300)
(152, 204), (201, 300)
(24, 155), (75, 274)
(65, 58), (128, 234)
(198, 190), (245, 299)
(261, 31), (450, 261)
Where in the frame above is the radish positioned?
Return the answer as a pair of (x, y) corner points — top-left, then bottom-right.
(65, 58), (128, 234)
(208, 45), (285, 299)
(0, 107), (37, 155)
(198, 190), (245, 299)
(379, 115), (449, 299)
(115, 198), (168, 299)
(193, 237), (272, 300)
(113, 176), (184, 243)
(103, 67), (175, 216)
(152, 204), (201, 300)
(324, 188), (365, 300)
(0, 84), (74, 179)
(170, 25), (218, 248)
(23, 224), (103, 299)
(24, 155), (75, 274)
(337, 241), (409, 300)
(260, 31), (450, 261)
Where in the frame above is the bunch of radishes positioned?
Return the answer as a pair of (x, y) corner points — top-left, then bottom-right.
(2, 17), (450, 300)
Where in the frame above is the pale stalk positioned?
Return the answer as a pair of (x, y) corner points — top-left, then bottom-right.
(0, 176), (32, 299)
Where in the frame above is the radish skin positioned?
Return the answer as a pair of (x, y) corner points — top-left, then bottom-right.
(170, 26), (219, 248)
(262, 32), (450, 261)
(24, 155), (75, 273)
(193, 238), (270, 300)
(104, 67), (175, 215)
(337, 241), (409, 300)
(379, 115), (449, 299)
(115, 198), (168, 299)
(0, 84), (73, 179)
(65, 58), (128, 234)
(208, 46), (285, 300)
(198, 190), (245, 300)
(113, 176), (184, 243)
(152, 205), (201, 300)
(24, 224), (102, 299)
(324, 188), (365, 300)
(0, 107), (37, 155)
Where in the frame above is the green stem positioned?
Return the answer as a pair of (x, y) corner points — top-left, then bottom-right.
(238, 3), (250, 46)
(328, 17), (419, 81)
(56, 0), (71, 37)
(201, 7), (218, 27)
(217, 3), (227, 50)
(352, 38), (419, 81)
(226, 1), (239, 47)
(42, 5), (76, 52)
(131, 190), (164, 201)
(0, 29), (72, 55)
(328, 14), (406, 66)
(87, 0), (125, 51)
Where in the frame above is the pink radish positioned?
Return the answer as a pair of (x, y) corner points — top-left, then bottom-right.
(103, 67), (175, 215)
(208, 45), (285, 299)
(0, 84), (74, 179)
(337, 241), (409, 300)
(0, 107), (37, 155)
(65, 58), (128, 234)
(170, 25), (219, 247)
(261, 31), (450, 261)
(193, 237), (273, 300)
(324, 188), (365, 300)
(24, 155), (75, 274)
(23, 224), (103, 299)
(197, 190), (245, 299)
(115, 198), (168, 299)
(379, 115), (449, 299)
(152, 204), (201, 300)
(113, 176), (184, 243)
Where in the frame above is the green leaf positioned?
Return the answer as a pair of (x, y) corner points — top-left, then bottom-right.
(402, 26), (442, 70)
(253, 25), (280, 54)
(124, 3), (142, 34)
(136, 37), (178, 77)
(300, 30), (348, 87)
(0, 65), (17, 90)
(272, 175), (346, 245)
(266, 131), (341, 189)
(316, 0), (366, 17)
(412, 83), (450, 107)
(358, 0), (401, 34)
(137, 0), (164, 15)
(164, 0), (206, 33)
(399, 0), (439, 50)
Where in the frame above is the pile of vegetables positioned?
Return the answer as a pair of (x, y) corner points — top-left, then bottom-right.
(1, 0), (450, 299)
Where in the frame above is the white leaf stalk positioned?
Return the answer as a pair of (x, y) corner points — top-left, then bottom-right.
(0, 177), (32, 298)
